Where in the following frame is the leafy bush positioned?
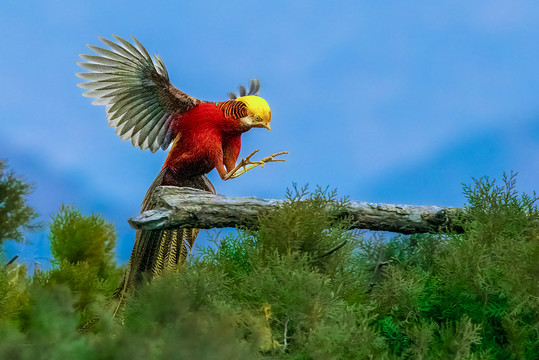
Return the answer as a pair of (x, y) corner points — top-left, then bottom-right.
(0, 160), (40, 245)
(49, 205), (117, 275)
(21, 206), (123, 327)
(0, 174), (537, 359)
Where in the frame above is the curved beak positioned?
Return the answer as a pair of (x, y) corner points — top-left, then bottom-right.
(253, 122), (271, 131)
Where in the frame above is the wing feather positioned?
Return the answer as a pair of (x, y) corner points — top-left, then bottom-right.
(87, 45), (135, 64)
(117, 101), (159, 136)
(98, 36), (142, 64)
(158, 115), (175, 151)
(77, 35), (201, 152)
(91, 98), (109, 106)
(135, 110), (164, 149)
(129, 35), (153, 63)
(131, 105), (165, 148)
(77, 62), (132, 74)
(107, 90), (149, 118)
(161, 117), (177, 150)
(113, 35), (147, 61)
(79, 54), (137, 70)
(130, 104), (163, 140)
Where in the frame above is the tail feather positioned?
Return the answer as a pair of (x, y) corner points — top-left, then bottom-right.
(164, 229), (180, 270)
(80, 167), (215, 331)
(113, 167), (215, 313)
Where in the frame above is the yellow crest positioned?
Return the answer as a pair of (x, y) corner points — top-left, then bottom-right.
(236, 95), (272, 125)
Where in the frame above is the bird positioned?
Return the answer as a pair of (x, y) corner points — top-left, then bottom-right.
(76, 35), (287, 312)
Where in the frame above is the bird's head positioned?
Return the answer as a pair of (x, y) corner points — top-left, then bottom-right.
(236, 95), (272, 131)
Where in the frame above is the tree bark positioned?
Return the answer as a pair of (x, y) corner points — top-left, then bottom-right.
(128, 186), (464, 234)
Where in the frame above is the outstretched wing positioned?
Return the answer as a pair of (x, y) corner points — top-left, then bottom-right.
(228, 79), (261, 100)
(77, 35), (201, 152)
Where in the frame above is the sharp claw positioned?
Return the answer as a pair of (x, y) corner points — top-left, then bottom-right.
(224, 150), (289, 180)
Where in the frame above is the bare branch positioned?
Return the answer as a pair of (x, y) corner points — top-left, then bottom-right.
(128, 186), (464, 234)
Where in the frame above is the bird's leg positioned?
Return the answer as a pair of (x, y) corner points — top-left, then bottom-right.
(224, 149), (288, 180)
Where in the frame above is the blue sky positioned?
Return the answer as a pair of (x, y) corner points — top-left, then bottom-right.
(1, 1), (538, 267)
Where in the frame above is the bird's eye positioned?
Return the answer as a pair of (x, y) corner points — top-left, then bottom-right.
(255, 115), (261, 121)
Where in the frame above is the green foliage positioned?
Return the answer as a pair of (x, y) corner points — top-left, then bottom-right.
(49, 205), (117, 276)
(432, 172), (539, 358)
(0, 175), (537, 359)
(253, 184), (356, 263)
(38, 205), (123, 326)
(0, 263), (29, 327)
(0, 160), (40, 245)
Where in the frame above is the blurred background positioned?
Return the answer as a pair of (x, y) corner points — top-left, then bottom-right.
(1, 1), (538, 268)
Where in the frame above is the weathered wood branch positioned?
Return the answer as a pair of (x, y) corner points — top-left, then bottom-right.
(128, 186), (464, 234)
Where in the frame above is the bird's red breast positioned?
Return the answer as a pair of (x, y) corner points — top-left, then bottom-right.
(162, 102), (243, 180)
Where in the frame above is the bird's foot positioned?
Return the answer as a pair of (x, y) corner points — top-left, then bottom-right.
(224, 149), (288, 180)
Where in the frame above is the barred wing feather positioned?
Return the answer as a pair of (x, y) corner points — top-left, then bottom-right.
(77, 35), (201, 152)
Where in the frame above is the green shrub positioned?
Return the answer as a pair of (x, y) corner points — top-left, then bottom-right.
(37, 206), (123, 326)
(0, 263), (29, 326)
(49, 205), (117, 276)
(0, 160), (40, 245)
(0, 175), (537, 359)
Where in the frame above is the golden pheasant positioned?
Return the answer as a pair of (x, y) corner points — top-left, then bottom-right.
(77, 35), (286, 308)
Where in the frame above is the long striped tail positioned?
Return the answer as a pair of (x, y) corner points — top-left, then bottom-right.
(78, 168), (215, 332)
(113, 167), (215, 315)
